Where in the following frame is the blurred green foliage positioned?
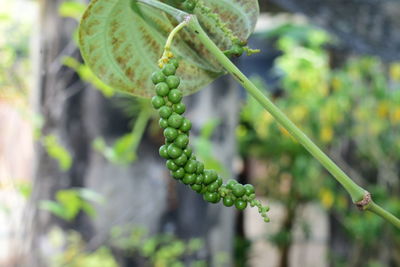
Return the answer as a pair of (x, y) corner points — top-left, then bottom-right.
(47, 226), (207, 267)
(238, 23), (400, 265)
(40, 188), (104, 221)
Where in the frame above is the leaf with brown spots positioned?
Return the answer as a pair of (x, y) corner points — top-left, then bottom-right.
(79, 0), (259, 98)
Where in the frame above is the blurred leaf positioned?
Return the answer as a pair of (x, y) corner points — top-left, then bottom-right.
(59, 1), (86, 20)
(43, 135), (73, 171)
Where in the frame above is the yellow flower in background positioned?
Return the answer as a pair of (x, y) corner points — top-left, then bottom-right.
(320, 126), (333, 143)
(377, 101), (389, 118)
(389, 63), (400, 81)
(290, 105), (308, 122)
(390, 107), (400, 124)
(319, 188), (334, 209)
(255, 111), (273, 138)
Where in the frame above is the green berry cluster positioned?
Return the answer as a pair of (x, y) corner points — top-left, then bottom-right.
(151, 58), (270, 222)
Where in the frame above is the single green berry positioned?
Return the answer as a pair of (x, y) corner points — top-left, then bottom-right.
(167, 114), (183, 128)
(235, 199), (247, 211)
(223, 197), (234, 207)
(166, 160), (179, 171)
(172, 168), (185, 179)
(226, 179), (237, 190)
(162, 63), (176, 76)
(231, 44), (244, 57)
(232, 184), (246, 198)
(155, 82), (170, 97)
(159, 106), (173, 119)
(183, 147), (192, 157)
(164, 127), (178, 142)
(159, 145), (169, 159)
(203, 192), (220, 203)
(204, 170), (218, 185)
(184, 160), (197, 174)
(174, 153), (188, 166)
(174, 134), (189, 149)
(168, 89), (183, 104)
(182, 173), (196, 185)
(180, 118), (192, 132)
(191, 184), (203, 193)
(195, 174), (204, 184)
(151, 71), (166, 84)
(167, 144), (183, 159)
(207, 181), (221, 192)
(173, 103), (186, 114)
(244, 184), (255, 196)
(151, 96), (165, 109)
(166, 76), (181, 89)
(159, 118), (169, 129)
(196, 162), (204, 174)
(169, 58), (180, 68)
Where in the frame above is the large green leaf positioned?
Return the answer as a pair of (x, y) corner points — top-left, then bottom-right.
(79, 0), (259, 98)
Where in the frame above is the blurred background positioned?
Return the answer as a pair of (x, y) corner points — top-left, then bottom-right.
(1, 0), (400, 266)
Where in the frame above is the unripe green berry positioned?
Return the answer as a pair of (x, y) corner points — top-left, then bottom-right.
(231, 44), (244, 57)
(172, 168), (185, 179)
(232, 184), (245, 198)
(167, 114), (183, 128)
(226, 179), (237, 190)
(173, 103), (186, 114)
(159, 106), (172, 119)
(183, 147), (192, 157)
(180, 118), (192, 132)
(169, 58), (180, 68)
(196, 162), (204, 174)
(223, 197), (234, 207)
(151, 71), (166, 84)
(235, 199), (247, 211)
(166, 160), (179, 171)
(184, 160), (197, 174)
(155, 82), (170, 96)
(167, 144), (183, 159)
(204, 170), (218, 185)
(174, 153), (188, 166)
(164, 127), (178, 141)
(182, 173), (196, 185)
(151, 96), (165, 109)
(191, 184), (203, 193)
(159, 145), (169, 159)
(174, 134), (189, 149)
(166, 76), (181, 89)
(168, 89), (183, 104)
(159, 118), (169, 129)
(244, 184), (255, 196)
(195, 174), (204, 184)
(162, 63), (176, 76)
(203, 192), (220, 203)
(207, 181), (221, 192)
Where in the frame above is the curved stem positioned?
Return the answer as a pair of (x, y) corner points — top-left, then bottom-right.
(185, 16), (400, 229)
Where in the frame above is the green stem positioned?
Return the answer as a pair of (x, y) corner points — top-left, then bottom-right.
(185, 16), (400, 229)
(368, 201), (400, 228)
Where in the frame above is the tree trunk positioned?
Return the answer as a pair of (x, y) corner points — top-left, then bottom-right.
(21, 1), (238, 266)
